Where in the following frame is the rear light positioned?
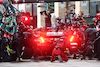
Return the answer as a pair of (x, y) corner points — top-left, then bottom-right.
(40, 37), (45, 43)
(25, 17), (28, 21)
(22, 16), (29, 22)
(70, 36), (74, 42)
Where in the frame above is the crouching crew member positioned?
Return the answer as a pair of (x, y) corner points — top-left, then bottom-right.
(51, 38), (68, 62)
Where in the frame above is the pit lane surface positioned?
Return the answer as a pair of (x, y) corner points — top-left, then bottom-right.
(0, 59), (100, 67)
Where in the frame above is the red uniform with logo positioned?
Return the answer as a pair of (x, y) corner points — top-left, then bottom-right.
(94, 13), (100, 24)
(51, 41), (68, 61)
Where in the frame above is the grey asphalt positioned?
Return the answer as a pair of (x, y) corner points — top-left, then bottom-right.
(0, 59), (100, 67)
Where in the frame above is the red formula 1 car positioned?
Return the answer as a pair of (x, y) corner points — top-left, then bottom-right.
(33, 23), (85, 57)
(33, 28), (63, 56)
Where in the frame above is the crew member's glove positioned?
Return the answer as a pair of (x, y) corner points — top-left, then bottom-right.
(64, 48), (70, 53)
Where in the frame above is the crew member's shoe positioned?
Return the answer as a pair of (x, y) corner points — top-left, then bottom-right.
(51, 60), (55, 62)
(58, 55), (63, 63)
(16, 58), (25, 62)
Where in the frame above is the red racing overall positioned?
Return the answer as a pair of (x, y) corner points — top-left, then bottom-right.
(51, 41), (68, 62)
